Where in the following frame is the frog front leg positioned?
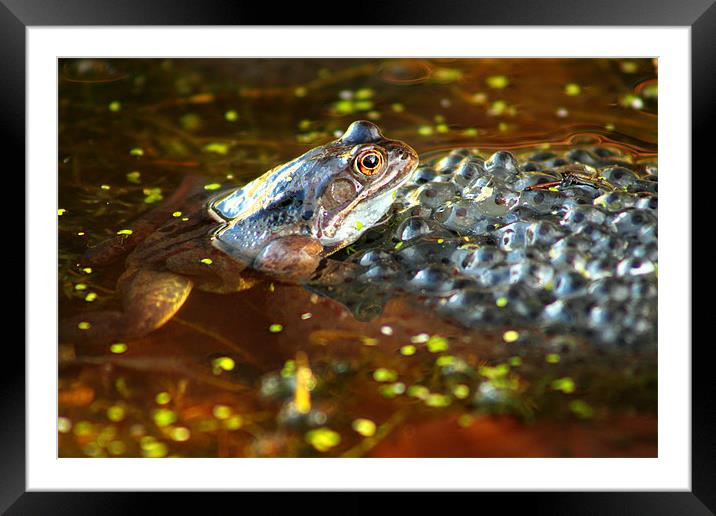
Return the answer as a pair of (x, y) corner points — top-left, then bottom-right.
(253, 236), (325, 283)
(60, 268), (193, 343)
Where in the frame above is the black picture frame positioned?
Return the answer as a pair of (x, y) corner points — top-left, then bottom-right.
(3, 0), (710, 512)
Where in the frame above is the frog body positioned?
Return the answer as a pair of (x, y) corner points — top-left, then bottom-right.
(62, 121), (418, 343)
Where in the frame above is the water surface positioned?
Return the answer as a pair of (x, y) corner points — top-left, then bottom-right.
(58, 58), (657, 458)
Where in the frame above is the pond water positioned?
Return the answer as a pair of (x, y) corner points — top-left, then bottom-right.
(58, 58), (657, 458)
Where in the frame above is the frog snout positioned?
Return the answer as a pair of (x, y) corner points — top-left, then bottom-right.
(387, 141), (418, 162)
(397, 144), (419, 166)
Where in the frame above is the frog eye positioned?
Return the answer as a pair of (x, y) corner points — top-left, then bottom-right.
(354, 149), (385, 176)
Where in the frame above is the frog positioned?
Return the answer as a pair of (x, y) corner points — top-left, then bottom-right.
(61, 121), (418, 343)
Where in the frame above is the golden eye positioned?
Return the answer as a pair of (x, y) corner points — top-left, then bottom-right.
(354, 149), (384, 176)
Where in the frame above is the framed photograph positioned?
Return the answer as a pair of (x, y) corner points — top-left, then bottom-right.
(4, 0), (710, 512)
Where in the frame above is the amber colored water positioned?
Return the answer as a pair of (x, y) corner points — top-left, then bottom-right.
(58, 58), (657, 458)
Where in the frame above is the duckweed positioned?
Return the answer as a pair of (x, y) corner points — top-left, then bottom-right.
(223, 415), (243, 430)
(212, 356), (235, 372)
(503, 330), (520, 343)
(565, 83), (582, 96)
(212, 405), (232, 420)
(108, 441), (127, 455)
(479, 364), (510, 380)
(306, 427), (341, 452)
(58, 417), (72, 433)
(106, 405), (126, 422)
(620, 94), (644, 109)
(73, 421), (93, 436)
(407, 385), (430, 399)
(373, 368), (398, 382)
(400, 345), (416, 356)
(426, 393), (452, 407)
(552, 377), (575, 393)
(109, 342), (127, 354)
(546, 353), (561, 364)
(361, 336), (378, 346)
(410, 333), (429, 344)
(436, 355), (456, 367)
(351, 418), (377, 437)
(171, 427), (191, 441)
(379, 382), (405, 398)
(432, 67), (462, 83)
(141, 440), (168, 458)
(153, 408), (177, 427)
(143, 187), (163, 204)
(569, 399), (594, 419)
(155, 392), (171, 405)
(486, 75), (509, 89)
(203, 143), (230, 155)
(427, 335), (449, 353)
(126, 171), (141, 183)
(453, 384), (470, 399)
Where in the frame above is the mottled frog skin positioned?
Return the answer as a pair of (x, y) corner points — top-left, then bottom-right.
(62, 121), (418, 343)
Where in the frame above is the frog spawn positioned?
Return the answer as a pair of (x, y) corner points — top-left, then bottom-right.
(313, 144), (657, 349)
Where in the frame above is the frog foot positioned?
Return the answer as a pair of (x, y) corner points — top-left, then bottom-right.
(60, 269), (193, 344)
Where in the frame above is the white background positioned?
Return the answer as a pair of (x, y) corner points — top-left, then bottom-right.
(27, 27), (690, 490)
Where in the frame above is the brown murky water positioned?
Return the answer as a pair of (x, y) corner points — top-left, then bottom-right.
(58, 58), (657, 458)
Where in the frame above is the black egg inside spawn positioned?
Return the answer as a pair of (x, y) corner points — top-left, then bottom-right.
(407, 264), (458, 294)
(396, 216), (435, 242)
(413, 166), (437, 184)
(335, 144), (656, 349)
(356, 249), (394, 268)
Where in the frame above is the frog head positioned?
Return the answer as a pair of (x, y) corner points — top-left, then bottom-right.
(210, 120), (418, 259)
(309, 120), (418, 249)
